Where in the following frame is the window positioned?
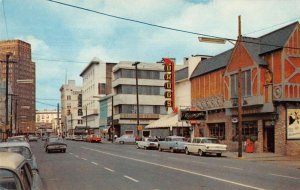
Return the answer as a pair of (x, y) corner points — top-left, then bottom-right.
(230, 70), (251, 98)
(67, 95), (71, 100)
(230, 74), (238, 98)
(77, 120), (83, 124)
(208, 123), (225, 140)
(78, 109), (83, 116)
(98, 83), (106, 95)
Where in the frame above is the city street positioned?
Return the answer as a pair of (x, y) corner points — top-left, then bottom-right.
(30, 140), (300, 190)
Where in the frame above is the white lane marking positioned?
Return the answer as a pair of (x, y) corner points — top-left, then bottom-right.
(124, 175), (139, 183)
(270, 173), (299, 180)
(223, 166), (243, 170)
(81, 158), (87, 161)
(74, 155), (79, 158)
(82, 147), (265, 190)
(91, 162), (98, 165)
(168, 157), (180, 160)
(104, 167), (115, 172)
(69, 153), (73, 155)
(191, 161), (206, 164)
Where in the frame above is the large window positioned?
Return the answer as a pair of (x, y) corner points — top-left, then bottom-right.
(230, 70), (251, 98)
(115, 105), (167, 114)
(208, 123), (225, 140)
(116, 85), (164, 95)
(114, 69), (164, 80)
(98, 83), (106, 95)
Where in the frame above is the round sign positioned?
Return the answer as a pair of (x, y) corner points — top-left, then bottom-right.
(232, 117), (238, 123)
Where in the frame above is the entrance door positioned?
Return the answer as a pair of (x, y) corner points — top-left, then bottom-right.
(263, 126), (274, 152)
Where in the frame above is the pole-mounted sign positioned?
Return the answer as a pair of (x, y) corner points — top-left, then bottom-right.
(163, 58), (177, 112)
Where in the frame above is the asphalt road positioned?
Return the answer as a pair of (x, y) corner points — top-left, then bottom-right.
(29, 140), (300, 190)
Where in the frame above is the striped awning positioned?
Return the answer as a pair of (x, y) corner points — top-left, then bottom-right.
(145, 112), (190, 129)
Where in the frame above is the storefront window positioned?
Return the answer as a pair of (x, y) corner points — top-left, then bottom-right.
(208, 123), (225, 140)
(233, 121), (258, 141)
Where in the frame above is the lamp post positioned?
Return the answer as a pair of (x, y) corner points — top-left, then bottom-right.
(132, 61), (140, 139)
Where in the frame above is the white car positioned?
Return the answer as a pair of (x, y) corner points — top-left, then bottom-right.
(136, 137), (159, 150)
(115, 135), (136, 144)
(185, 137), (227, 157)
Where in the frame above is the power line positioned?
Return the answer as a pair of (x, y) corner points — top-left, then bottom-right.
(46, 0), (300, 50)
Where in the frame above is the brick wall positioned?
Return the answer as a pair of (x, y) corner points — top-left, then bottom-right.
(275, 105), (287, 155)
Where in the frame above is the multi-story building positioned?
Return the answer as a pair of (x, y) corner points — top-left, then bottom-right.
(60, 80), (83, 136)
(111, 61), (170, 137)
(80, 58), (116, 134)
(0, 40), (35, 136)
(190, 22), (300, 156)
(36, 109), (60, 135)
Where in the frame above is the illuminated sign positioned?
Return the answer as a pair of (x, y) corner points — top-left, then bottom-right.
(163, 58), (175, 110)
(180, 110), (206, 121)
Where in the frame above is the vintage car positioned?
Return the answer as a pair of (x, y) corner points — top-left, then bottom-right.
(86, 134), (102, 143)
(158, 136), (187, 153)
(0, 152), (43, 190)
(45, 137), (67, 153)
(136, 137), (159, 150)
(0, 142), (39, 173)
(7, 135), (28, 142)
(28, 135), (39, 142)
(184, 137), (227, 157)
(115, 135), (136, 144)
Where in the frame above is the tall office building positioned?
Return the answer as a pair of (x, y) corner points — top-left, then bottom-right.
(0, 40), (36, 136)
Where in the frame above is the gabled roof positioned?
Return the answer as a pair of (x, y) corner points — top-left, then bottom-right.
(176, 67), (188, 81)
(190, 22), (298, 78)
(190, 49), (233, 79)
(259, 21), (298, 54)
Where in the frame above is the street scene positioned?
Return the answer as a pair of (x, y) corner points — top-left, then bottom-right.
(30, 140), (300, 190)
(1, 0), (300, 190)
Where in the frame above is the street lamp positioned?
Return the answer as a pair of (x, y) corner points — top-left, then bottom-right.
(132, 61), (140, 139)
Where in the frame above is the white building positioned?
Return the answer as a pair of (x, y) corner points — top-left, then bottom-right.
(60, 80), (83, 136)
(36, 109), (60, 135)
(80, 58), (116, 134)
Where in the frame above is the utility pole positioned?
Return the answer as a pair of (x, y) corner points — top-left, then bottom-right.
(70, 113), (73, 137)
(57, 103), (60, 136)
(111, 95), (114, 143)
(85, 106), (88, 134)
(9, 94), (13, 137)
(15, 99), (18, 135)
(5, 54), (11, 129)
(237, 15), (243, 158)
(132, 61), (140, 139)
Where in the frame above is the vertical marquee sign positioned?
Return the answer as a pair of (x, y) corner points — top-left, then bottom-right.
(163, 58), (177, 112)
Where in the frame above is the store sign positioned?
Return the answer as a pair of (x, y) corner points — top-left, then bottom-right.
(287, 108), (300, 140)
(180, 110), (206, 121)
(163, 58), (175, 109)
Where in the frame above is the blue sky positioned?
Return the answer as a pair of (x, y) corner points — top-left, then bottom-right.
(0, 0), (299, 110)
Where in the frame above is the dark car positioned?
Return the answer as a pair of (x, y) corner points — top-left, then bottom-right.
(45, 137), (67, 153)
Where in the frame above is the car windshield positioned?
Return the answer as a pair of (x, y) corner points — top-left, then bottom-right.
(202, 139), (219, 144)
(48, 138), (63, 143)
(0, 147), (32, 159)
(172, 138), (184, 142)
(7, 136), (26, 142)
(0, 169), (22, 190)
(147, 138), (158, 142)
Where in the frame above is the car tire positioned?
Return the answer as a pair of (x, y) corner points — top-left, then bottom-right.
(217, 153), (221, 157)
(159, 146), (162, 152)
(144, 146), (147, 150)
(199, 149), (205, 156)
(136, 145), (140, 149)
(120, 141), (124, 144)
(185, 148), (190, 155)
(171, 148), (175, 153)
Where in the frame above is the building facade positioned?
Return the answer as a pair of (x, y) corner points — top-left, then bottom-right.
(0, 40), (36, 136)
(111, 61), (168, 138)
(190, 22), (300, 156)
(80, 58), (116, 134)
(36, 110), (60, 135)
(60, 80), (83, 136)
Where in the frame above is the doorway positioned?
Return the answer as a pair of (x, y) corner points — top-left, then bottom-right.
(263, 126), (274, 152)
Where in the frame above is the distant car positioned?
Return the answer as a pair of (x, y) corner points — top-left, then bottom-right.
(87, 134), (102, 143)
(136, 137), (159, 150)
(0, 141), (39, 173)
(41, 135), (48, 141)
(65, 136), (72, 140)
(0, 152), (43, 190)
(7, 135), (27, 142)
(158, 136), (187, 153)
(45, 137), (67, 153)
(115, 135), (136, 144)
(184, 137), (227, 157)
(74, 135), (84, 141)
(28, 135), (39, 142)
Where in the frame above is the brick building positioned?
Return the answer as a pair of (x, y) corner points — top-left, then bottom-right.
(190, 22), (300, 156)
(0, 40), (36, 136)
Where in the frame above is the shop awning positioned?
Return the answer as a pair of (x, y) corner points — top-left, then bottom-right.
(145, 112), (190, 129)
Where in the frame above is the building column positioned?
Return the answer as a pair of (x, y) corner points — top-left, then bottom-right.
(255, 120), (264, 153)
(274, 105), (286, 155)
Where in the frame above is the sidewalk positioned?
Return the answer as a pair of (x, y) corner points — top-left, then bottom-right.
(224, 151), (300, 168)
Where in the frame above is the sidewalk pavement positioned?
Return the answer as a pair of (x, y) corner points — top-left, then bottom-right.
(223, 151), (300, 168)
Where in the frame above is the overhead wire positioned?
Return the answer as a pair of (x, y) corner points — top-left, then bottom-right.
(1, 0), (8, 39)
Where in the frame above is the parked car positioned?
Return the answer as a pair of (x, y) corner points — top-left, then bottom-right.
(0, 152), (43, 190)
(28, 135), (39, 142)
(74, 135), (84, 141)
(87, 134), (102, 143)
(158, 136), (187, 153)
(115, 135), (136, 144)
(184, 137), (227, 157)
(41, 135), (48, 141)
(0, 142), (39, 173)
(7, 135), (27, 142)
(45, 137), (67, 153)
(136, 137), (159, 150)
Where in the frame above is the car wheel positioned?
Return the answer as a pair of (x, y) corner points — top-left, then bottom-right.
(144, 146), (147, 150)
(120, 141), (124, 144)
(136, 145), (140, 149)
(45, 148), (47, 153)
(217, 153), (221, 157)
(63, 149), (66, 153)
(199, 149), (205, 156)
(185, 148), (190, 155)
(170, 148), (175, 153)
(159, 146), (162, 152)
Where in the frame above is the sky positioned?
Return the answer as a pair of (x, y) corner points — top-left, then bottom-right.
(0, 0), (299, 110)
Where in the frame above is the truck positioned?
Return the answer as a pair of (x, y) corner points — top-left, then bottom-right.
(184, 137), (227, 157)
